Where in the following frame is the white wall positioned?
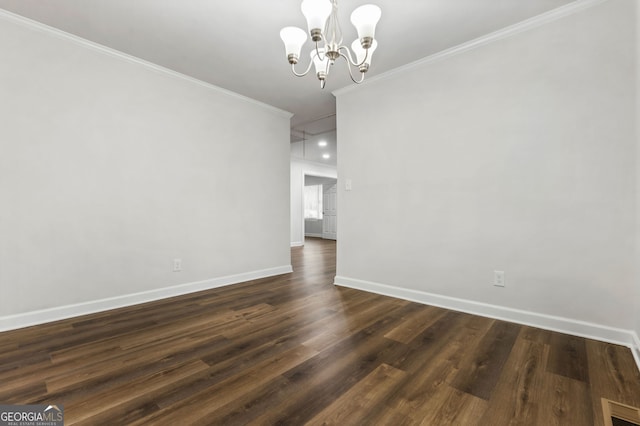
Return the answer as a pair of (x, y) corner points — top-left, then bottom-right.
(635, 0), (640, 362)
(0, 12), (292, 329)
(290, 159), (337, 246)
(335, 0), (637, 345)
(305, 219), (323, 237)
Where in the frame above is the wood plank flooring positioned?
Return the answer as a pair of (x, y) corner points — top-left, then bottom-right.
(0, 237), (639, 425)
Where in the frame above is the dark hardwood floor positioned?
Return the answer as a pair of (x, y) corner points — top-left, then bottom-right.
(0, 238), (639, 425)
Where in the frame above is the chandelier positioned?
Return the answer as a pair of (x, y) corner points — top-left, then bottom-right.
(279, 0), (381, 89)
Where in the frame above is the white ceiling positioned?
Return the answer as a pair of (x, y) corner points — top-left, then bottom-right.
(0, 0), (574, 138)
(291, 130), (337, 165)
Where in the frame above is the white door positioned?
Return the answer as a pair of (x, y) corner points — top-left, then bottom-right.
(322, 184), (337, 240)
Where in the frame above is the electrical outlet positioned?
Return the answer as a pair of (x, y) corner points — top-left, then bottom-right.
(173, 259), (182, 272)
(494, 270), (505, 287)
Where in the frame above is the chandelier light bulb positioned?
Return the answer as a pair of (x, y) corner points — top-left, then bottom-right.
(351, 39), (377, 71)
(311, 48), (329, 74)
(350, 4), (381, 48)
(280, 27), (308, 63)
(301, 0), (332, 40)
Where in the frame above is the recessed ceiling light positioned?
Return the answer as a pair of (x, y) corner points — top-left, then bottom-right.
(318, 140), (328, 147)
(322, 153), (330, 159)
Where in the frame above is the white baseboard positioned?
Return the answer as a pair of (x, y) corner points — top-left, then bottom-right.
(304, 233), (323, 238)
(632, 332), (640, 373)
(291, 241), (304, 247)
(334, 275), (640, 370)
(0, 265), (293, 332)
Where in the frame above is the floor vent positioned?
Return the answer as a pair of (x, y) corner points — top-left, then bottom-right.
(602, 398), (640, 426)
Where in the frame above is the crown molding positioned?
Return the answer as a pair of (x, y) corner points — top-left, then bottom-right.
(333, 0), (608, 97)
(0, 8), (293, 119)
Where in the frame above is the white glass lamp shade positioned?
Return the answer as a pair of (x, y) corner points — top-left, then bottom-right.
(280, 26), (308, 58)
(350, 4), (381, 41)
(351, 39), (377, 66)
(311, 49), (329, 74)
(301, 0), (332, 32)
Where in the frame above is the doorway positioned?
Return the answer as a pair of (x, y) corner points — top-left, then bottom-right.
(304, 175), (338, 241)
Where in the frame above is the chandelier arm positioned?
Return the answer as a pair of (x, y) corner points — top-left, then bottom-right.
(338, 45), (369, 67)
(314, 41), (327, 62)
(339, 52), (366, 84)
(291, 60), (315, 78)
